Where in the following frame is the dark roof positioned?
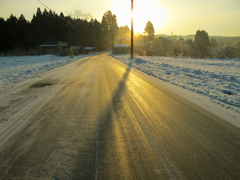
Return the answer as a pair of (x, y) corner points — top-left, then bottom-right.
(39, 41), (68, 47)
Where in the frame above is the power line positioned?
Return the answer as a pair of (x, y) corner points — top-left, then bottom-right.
(37, 0), (88, 38)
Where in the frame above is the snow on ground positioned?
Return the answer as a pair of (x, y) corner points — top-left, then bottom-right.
(0, 54), (88, 87)
(0, 53), (239, 128)
(111, 54), (240, 127)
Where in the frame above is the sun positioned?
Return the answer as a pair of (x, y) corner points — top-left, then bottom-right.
(110, 0), (168, 34)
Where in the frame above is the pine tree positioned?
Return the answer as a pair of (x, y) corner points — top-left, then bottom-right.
(6, 14), (18, 51)
(194, 30), (210, 48)
(0, 17), (7, 52)
(101, 11), (118, 50)
(17, 14), (30, 47)
(194, 30), (210, 58)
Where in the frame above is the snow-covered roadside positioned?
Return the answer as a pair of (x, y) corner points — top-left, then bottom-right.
(0, 53), (101, 146)
(0, 53), (239, 128)
(111, 54), (240, 128)
(0, 53), (93, 125)
(0, 54), (88, 87)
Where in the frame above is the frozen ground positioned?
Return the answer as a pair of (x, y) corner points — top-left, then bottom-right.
(111, 54), (240, 127)
(0, 53), (239, 128)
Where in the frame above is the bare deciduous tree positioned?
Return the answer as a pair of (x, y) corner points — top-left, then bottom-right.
(68, 9), (92, 21)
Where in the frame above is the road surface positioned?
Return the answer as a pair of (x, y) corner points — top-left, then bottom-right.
(0, 53), (240, 179)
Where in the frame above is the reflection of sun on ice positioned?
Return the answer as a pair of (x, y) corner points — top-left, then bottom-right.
(110, 0), (168, 33)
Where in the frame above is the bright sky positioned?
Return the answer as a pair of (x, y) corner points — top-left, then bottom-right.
(0, 0), (240, 36)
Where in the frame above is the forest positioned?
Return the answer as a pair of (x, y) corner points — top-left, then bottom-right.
(0, 8), (129, 55)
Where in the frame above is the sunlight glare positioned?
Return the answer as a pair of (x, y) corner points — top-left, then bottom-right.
(110, 0), (168, 34)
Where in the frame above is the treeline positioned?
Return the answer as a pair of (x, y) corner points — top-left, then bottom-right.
(0, 8), (130, 55)
(153, 31), (240, 59)
(155, 35), (240, 46)
(142, 23), (240, 59)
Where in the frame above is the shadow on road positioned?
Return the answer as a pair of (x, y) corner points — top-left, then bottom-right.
(96, 57), (134, 177)
(73, 57), (134, 179)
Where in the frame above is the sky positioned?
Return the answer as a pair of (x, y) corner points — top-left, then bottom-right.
(0, 0), (240, 36)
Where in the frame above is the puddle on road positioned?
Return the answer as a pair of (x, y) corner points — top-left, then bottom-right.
(30, 83), (53, 88)
(0, 106), (9, 112)
(29, 79), (59, 88)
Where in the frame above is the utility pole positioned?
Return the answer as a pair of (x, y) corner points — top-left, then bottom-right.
(131, 0), (134, 58)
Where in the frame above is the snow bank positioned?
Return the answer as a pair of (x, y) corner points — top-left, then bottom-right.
(112, 54), (240, 115)
(0, 54), (87, 87)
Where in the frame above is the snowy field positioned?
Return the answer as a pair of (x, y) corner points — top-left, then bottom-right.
(0, 53), (239, 127)
(112, 54), (240, 127)
(0, 54), (88, 87)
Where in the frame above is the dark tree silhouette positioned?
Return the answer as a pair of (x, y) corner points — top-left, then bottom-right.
(101, 11), (118, 50)
(194, 30), (210, 58)
(144, 21), (155, 41)
(0, 8), (117, 54)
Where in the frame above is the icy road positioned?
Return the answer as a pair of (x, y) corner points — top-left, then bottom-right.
(0, 53), (240, 179)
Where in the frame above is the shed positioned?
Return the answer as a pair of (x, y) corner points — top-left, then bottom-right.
(114, 44), (130, 54)
(39, 41), (69, 55)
